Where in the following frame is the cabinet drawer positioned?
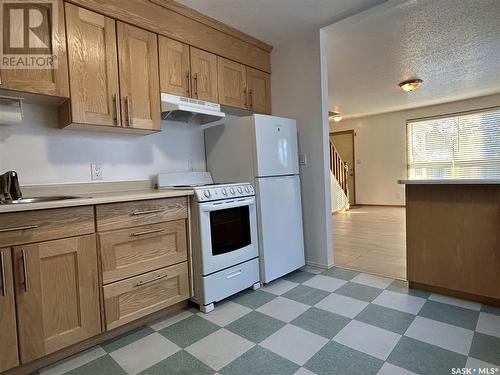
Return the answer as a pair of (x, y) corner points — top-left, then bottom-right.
(96, 197), (188, 231)
(0, 206), (95, 247)
(100, 220), (188, 284)
(103, 262), (189, 330)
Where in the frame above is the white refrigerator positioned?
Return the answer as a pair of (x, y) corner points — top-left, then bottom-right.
(205, 114), (305, 283)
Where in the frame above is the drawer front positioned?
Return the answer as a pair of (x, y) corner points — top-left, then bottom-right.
(100, 220), (188, 284)
(96, 197), (188, 231)
(103, 262), (189, 330)
(0, 206), (95, 247)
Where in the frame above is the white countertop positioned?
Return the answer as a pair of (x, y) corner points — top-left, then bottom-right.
(398, 179), (500, 185)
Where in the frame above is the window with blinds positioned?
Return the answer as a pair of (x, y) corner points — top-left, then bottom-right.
(407, 107), (500, 179)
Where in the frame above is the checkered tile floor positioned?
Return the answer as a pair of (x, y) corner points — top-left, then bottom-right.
(39, 267), (500, 375)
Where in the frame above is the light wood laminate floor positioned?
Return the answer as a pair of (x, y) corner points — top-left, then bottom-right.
(333, 206), (406, 280)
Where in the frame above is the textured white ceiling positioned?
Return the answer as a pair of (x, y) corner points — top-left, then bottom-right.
(176, 0), (387, 46)
(325, 0), (500, 119)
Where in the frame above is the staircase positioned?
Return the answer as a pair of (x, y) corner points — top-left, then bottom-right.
(330, 141), (350, 212)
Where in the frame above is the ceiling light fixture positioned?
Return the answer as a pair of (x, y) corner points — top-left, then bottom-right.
(399, 79), (423, 92)
(329, 111), (343, 122)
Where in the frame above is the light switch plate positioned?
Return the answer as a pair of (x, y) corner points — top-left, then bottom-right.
(91, 163), (103, 180)
(299, 152), (307, 165)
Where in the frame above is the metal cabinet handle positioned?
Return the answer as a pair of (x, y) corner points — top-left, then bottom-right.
(21, 248), (29, 293)
(243, 87), (248, 108)
(113, 94), (121, 126)
(131, 208), (165, 216)
(193, 73), (198, 97)
(0, 252), (6, 297)
(135, 273), (167, 287)
(186, 71), (191, 96)
(0, 224), (38, 233)
(249, 89), (253, 110)
(131, 228), (164, 237)
(125, 96), (133, 127)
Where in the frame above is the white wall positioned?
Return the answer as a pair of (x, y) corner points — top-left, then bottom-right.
(271, 30), (333, 268)
(0, 103), (206, 185)
(331, 93), (500, 205)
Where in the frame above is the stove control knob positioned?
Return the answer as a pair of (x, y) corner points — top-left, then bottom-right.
(237, 187), (243, 194)
(222, 188), (228, 195)
(244, 186), (250, 193)
(204, 190), (211, 198)
(230, 187), (235, 194)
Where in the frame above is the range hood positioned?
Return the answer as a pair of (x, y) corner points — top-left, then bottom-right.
(161, 93), (225, 124)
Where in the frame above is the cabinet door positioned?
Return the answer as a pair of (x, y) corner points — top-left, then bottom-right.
(65, 4), (120, 126)
(0, 249), (18, 373)
(117, 22), (160, 131)
(190, 47), (218, 102)
(247, 67), (272, 114)
(14, 235), (101, 363)
(217, 57), (247, 109)
(159, 37), (191, 97)
(1, 0), (69, 97)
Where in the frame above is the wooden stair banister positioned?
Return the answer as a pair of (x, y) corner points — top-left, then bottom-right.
(329, 141), (349, 197)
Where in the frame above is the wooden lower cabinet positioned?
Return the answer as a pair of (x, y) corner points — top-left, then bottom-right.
(0, 248), (19, 373)
(103, 262), (189, 330)
(14, 235), (101, 363)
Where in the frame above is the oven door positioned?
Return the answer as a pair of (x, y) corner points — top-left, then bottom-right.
(198, 196), (258, 275)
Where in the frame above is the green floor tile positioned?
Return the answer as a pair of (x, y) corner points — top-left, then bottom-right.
(334, 282), (382, 302)
(469, 333), (500, 366)
(481, 304), (500, 316)
(282, 285), (330, 305)
(159, 315), (220, 348)
(230, 290), (276, 309)
(321, 267), (359, 281)
(355, 304), (415, 334)
(65, 355), (126, 375)
(102, 326), (155, 353)
(220, 346), (299, 375)
(386, 280), (431, 298)
(226, 311), (285, 343)
(304, 341), (383, 375)
(282, 270), (315, 283)
(418, 300), (479, 330)
(387, 336), (467, 375)
(291, 307), (350, 339)
(139, 350), (213, 375)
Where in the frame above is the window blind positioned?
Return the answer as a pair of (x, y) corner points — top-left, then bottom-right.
(407, 108), (500, 179)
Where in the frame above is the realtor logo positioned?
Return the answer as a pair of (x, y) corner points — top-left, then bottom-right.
(0, 0), (58, 69)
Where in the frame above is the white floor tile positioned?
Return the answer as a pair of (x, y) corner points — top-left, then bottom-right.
(315, 293), (368, 318)
(295, 368), (317, 375)
(405, 317), (474, 355)
(301, 265), (325, 274)
(377, 362), (418, 375)
(262, 279), (299, 295)
(150, 310), (194, 331)
(198, 301), (251, 326)
(256, 296), (309, 322)
(429, 294), (481, 311)
(476, 312), (500, 338)
(185, 329), (254, 371)
(466, 357), (499, 370)
(333, 320), (401, 360)
(260, 325), (328, 366)
(303, 274), (347, 292)
(110, 333), (180, 375)
(372, 290), (426, 314)
(39, 347), (106, 375)
(351, 273), (393, 289)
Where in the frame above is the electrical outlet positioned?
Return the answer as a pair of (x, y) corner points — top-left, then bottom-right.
(91, 163), (103, 181)
(396, 193), (401, 199)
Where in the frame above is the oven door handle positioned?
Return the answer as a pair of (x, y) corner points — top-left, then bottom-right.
(200, 198), (255, 212)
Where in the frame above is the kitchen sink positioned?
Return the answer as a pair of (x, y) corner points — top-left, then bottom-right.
(1, 196), (84, 204)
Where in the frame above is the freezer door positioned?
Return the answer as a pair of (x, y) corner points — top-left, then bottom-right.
(253, 116), (299, 177)
(255, 175), (305, 283)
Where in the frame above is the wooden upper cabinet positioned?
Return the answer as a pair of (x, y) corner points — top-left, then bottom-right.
(1, 0), (69, 97)
(14, 235), (101, 363)
(217, 57), (247, 109)
(65, 4), (120, 127)
(117, 22), (160, 131)
(159, 37), (191, 97)
(247, 67), (271, 114)
(0, 249), (19, 373)
(190, 47), (218, 102)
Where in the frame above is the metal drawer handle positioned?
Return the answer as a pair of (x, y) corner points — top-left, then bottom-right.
(131, 208), (165, 216)
(131, 228), (164, 237)
(226, 269), (242, 279)
(21, 248), (29, 293)
(0, 224), (38, 233)
(0, 252), (6, 297)
(135, 273), (168, 287)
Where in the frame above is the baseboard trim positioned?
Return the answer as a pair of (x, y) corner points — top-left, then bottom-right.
(305, 260), (332, 269)
(354, 204), (406, 208)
